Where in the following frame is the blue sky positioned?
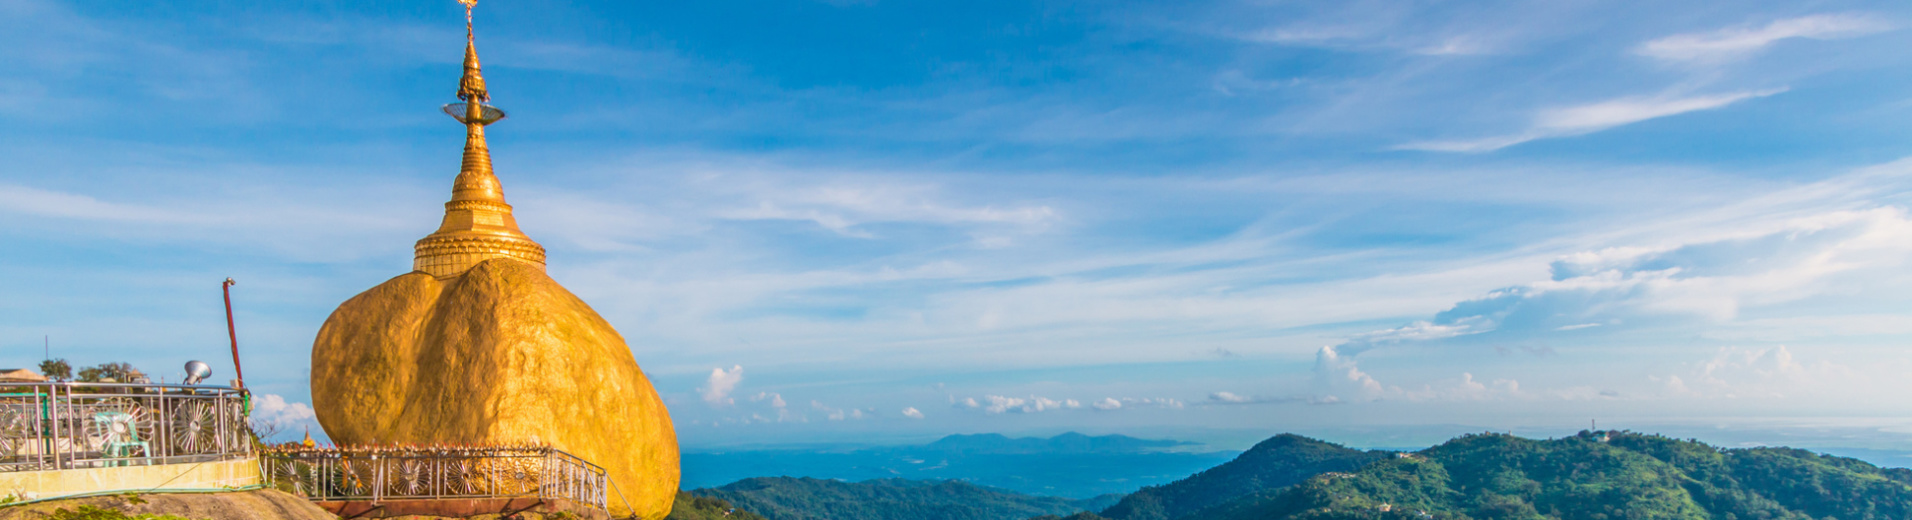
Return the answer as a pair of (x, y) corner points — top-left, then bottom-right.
(6, 0), (1912, 455)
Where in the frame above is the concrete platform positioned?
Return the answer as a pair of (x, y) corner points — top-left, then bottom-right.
(0, 457), (260, 500)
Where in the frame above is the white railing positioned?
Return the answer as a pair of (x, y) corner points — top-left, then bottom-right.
(261, 445), (607, 510)
(0, 382), (253, 472)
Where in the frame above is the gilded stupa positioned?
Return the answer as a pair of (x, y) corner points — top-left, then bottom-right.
(310, 2), (679, 517)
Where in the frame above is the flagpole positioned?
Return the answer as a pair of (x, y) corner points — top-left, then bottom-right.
(223, 278), (244, 388)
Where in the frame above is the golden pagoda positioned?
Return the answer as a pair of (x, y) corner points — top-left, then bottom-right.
(310, 2), (679, 517)
(411, 1), (545, 278)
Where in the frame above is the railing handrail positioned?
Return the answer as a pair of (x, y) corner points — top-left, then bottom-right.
(0, 381), (241, 391)
(0, 382), (254, 472)
(263, 445), (610, 473)
(260, 444), (608, 511)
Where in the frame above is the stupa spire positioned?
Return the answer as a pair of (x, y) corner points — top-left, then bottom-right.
(413, 0), (547, 278)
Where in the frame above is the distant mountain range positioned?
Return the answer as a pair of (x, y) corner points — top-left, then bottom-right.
(688, 430), (1912, 520)
(692, 477), (1119, 520)
(682, 432), (1234, 498)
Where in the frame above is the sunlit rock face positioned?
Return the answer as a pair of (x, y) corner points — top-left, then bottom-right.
(311, 259), (680, 519)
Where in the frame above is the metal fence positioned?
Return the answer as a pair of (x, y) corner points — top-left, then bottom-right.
(0, 382), (253, 472)
(260, 445), (607, 510)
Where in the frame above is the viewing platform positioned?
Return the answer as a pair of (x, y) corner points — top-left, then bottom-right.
(0, 381), (258, 500)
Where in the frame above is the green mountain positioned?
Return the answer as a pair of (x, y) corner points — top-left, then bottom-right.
(1099, 434), (1393, 520)
(669, 491), (771, 520)
(692, 477), (1110, 520)
(1199, 430), (1912, 520)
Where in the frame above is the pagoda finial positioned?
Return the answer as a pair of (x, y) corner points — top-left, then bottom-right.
(457, 0), (487, 103)
(412, 0), (546, 279)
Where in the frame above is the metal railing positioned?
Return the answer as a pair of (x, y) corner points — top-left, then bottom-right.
(0, 382), (253, 472)
(260, 445), (607, 510)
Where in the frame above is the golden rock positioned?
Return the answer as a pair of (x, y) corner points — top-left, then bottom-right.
(312, 261), (679, 518)
(309, 5), (679, 518)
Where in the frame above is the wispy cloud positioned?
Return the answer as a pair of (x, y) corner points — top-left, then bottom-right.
(0, 184), (199, 222)
(810, 400), (867, 421)
(1209, 391), (1248, 403)
(1313, 201), (1912, 402)
(1413, 35), (1494, 56)
(1638, 14), (1896, 63)
(1399, 89), (1786, 152)
(712, 183), (1058, 238)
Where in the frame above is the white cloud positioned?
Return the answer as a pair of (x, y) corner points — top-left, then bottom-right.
(1311, 200), (1912, 402)
(1670, 346), (1862, 399)
(1314, 345), (1385, 400)
(1313, 347), (1528, 403)
(959, 395), (1085, 414)
(742, 391), (803, 422)
(1116, 397), (1186, 410)
(902, 407), (924, 419)
(1401, 89), (1785, 152)
(251, 394), (316, 437)
(1638, 14), (1895, 63)
(1091, 397), (1122, 410)
(700, 365), (744, 406)
(811, 400), (867, 421)
(1209, 391), (1249, 403)
(981, 395), (1024, 414)
(751, 391), (787, 408)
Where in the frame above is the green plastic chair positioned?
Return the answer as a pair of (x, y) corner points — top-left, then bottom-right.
(93, 411), (148, 466)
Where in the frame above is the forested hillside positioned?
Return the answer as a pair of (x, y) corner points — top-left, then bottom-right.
(668, 492), (770, 520)
(1197, 431), (1912, 520)
(1099, 434), (1392, 520)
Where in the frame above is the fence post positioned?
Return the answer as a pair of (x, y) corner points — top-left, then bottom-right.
(373, 453), (384, 504)
(49, 384), (62, 470)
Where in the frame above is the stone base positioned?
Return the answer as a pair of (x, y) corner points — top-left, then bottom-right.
(315, 497), (609, 519)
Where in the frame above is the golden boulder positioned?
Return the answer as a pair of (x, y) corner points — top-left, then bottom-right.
(310, 11), (679, 518)
(311, 260), (679, 519)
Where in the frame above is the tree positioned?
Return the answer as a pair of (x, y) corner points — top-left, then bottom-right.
(77, 362), (140, 383)
(37, 358), (71, 381)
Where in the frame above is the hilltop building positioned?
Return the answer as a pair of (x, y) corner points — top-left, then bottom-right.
(0, 368), (45, 383)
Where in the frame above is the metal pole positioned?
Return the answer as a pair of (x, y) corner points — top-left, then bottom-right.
(159, 387), (169, 460)
(222, 278), (244, 388)
(50, 384), (62, 470)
